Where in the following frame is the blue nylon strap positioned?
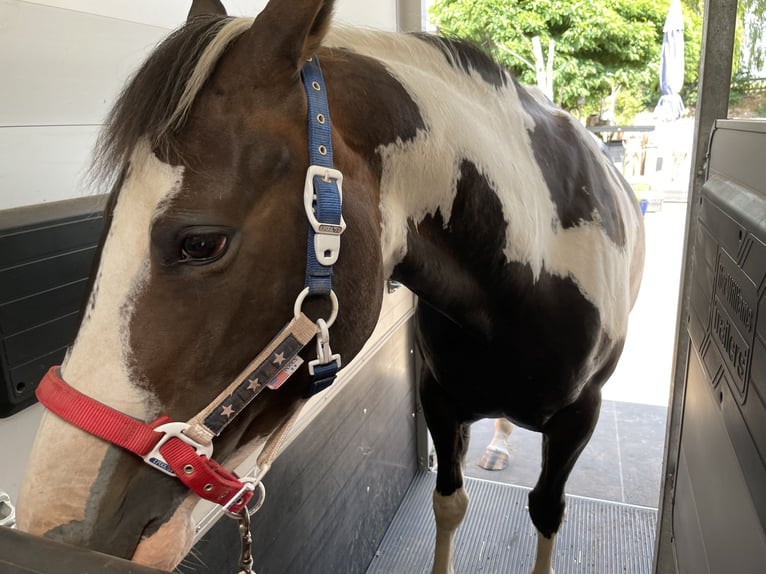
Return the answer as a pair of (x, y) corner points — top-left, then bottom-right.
(305, 362), (338, 398)
(300, 56), (342, 396)
(301, 56), (342, 296)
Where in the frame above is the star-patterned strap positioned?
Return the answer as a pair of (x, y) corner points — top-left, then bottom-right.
(184, 313), (318, 445)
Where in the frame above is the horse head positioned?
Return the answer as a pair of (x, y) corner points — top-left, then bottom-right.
(17, 0), (384, 569)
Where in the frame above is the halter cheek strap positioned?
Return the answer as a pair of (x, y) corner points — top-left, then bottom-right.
(33, 56), (345, 516)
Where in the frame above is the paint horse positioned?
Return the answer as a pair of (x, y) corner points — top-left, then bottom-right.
(16, 1), (645, 572)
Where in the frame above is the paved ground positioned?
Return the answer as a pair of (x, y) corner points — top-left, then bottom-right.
(465, 200), (689, 509)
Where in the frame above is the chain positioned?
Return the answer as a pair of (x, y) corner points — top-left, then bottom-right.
(236, 505), (254, 574)
(231, 480), (266, 574)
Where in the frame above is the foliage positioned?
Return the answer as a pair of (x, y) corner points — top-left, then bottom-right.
(429, 0), (703, 121)
(680, 0), (703, 108)
(737, 0), (766, 76)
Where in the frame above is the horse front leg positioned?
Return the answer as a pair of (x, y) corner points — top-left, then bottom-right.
(419, 367), (470, 574)
(528, 385), (602, 574)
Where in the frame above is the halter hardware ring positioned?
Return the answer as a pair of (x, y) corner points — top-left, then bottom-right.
(293, 287), (338, 327)
(223, 479), (266, 519)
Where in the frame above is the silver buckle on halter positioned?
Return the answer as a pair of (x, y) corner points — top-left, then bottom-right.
(303, 165), (346, 266)
(143, 422), (214, 477)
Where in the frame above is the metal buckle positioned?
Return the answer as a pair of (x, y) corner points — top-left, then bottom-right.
(143, 422), (214, 477)
(303, 164), (346, 266)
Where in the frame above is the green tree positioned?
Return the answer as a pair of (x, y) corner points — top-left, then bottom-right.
(429, 0), (701, 121)
(737, 0), (766, 76)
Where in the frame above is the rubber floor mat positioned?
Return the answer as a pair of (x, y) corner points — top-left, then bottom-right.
(366, 471), (656, 574)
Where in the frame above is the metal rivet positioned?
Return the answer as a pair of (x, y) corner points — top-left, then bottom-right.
(183, 464), (194, 475)
(235, 498), (243, 506)
(203, 484), (214, 492)
(312, 81), (321, 91)
(318, 145), (327, 155)
(316, 113), (325, 124)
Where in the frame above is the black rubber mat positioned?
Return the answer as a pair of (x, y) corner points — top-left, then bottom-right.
(366, 471), (656, 574)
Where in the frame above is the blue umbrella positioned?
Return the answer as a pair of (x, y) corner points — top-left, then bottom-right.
(655, 0), (685, 121)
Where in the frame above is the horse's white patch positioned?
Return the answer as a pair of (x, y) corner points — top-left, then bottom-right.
(530, 529), (556, 574)
(431, 487), (469, 574)
(325, 27), (642, 340)
(62, 139), (183, 415)
(16, 141), (184, 535)
(133, 496), (198, 571)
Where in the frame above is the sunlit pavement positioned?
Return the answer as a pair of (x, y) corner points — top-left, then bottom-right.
(604, 200), (687, 407)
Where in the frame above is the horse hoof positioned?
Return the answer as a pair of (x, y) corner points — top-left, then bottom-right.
(478, 446), (509, 470)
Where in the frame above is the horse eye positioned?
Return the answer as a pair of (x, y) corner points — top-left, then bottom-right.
(180, 233), (228, 263)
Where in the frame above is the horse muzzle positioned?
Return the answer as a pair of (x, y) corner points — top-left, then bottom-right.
(16, 407), (195, 570)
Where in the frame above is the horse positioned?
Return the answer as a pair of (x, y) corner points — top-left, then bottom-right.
(16, 1), (645, 572)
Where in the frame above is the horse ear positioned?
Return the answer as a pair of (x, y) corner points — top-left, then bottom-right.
(187, 0), (227, 22)
(247, 0), (335, 76)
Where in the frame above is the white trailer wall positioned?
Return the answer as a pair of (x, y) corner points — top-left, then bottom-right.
(0, 0), (407, 210)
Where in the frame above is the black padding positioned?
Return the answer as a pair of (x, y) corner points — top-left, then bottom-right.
(0, 195), (106, 418)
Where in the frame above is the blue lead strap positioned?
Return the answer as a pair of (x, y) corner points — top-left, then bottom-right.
(301, 56), (343, 396)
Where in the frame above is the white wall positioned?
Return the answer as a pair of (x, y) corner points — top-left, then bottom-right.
(0, 0), (403, 210)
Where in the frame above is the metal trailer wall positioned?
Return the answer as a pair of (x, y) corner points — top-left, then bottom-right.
(671, 120), (766, 574)
(191, 287), (420, 574)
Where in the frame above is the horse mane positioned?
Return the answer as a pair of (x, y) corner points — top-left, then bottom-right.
(90, 15), (253, 187)
(90, 15), (512, 190)
(410, 32), (510, 89)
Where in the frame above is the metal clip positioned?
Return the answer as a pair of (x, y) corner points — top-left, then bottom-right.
(303, 165), (346, 266)
(236, 505), (254, 574)
(143, 422), (213, 477)
(308, 318), (341, 375)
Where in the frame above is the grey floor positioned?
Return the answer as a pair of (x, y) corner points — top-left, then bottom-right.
(465, 400), (668, 508)
(367, 472), (657, 574)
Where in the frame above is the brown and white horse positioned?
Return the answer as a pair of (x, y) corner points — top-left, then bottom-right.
(16, 1), (644, 572)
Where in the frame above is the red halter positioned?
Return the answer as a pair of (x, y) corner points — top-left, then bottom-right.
(36, 367), (254, 514)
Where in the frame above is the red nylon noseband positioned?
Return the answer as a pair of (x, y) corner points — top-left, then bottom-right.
(35, 367), (254, 514)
